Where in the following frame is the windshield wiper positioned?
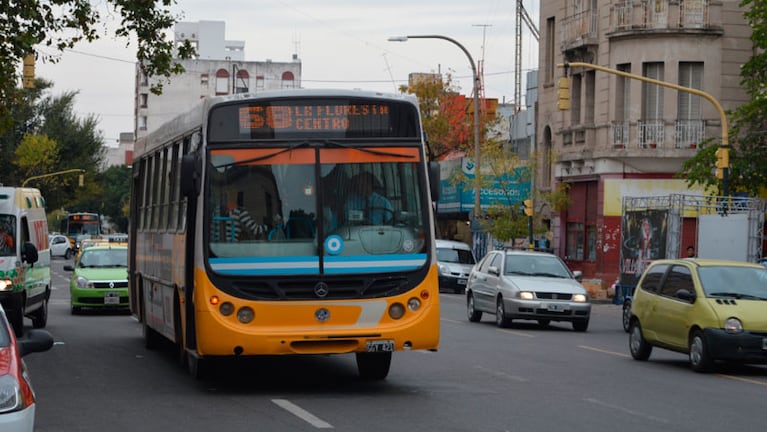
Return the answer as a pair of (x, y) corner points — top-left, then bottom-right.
(531, 272), (568, 278)
(324, 140), (416, 159)
(213, 140), (313, 169)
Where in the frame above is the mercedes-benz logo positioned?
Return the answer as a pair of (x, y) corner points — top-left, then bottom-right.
(315, 308), (330, 322)
(314, 281), (329, 298)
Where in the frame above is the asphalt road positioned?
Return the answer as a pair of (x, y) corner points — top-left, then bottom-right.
(21, 257), (767, 431)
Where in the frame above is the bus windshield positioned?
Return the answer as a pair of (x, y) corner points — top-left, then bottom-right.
(207, 146), (428, 275)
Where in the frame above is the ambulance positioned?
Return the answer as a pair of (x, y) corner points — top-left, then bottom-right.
(0, 187), (51, 337)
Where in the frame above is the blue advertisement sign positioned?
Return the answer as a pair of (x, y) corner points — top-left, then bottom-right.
(436, 157), (531, 213)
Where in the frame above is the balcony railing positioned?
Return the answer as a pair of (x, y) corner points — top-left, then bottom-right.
(610, 0), (710, 32)
(638, 120), (665, 148)
(611, 121), (629, 147)
(675, 119), (705, 148)
(561, 9), (599, 49)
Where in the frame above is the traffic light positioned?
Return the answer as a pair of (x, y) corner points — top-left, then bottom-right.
(715, 146), (729, 180)
(523, 199), (534, 216)
(22, 54), (35, 89)
(557, 76), (570, 110)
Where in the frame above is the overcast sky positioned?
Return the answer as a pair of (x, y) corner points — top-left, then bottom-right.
(33, 0), (540, 146)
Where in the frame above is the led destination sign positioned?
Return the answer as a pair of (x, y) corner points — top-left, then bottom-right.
(208, 98), (419, 140)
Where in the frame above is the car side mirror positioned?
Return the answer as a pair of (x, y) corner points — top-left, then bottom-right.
(488, 266), (500, 276)
(572, 270), (583, 282)
(22, 241), (38, 265)
(676, 288), (696, 303)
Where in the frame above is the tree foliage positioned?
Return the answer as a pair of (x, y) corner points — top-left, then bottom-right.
(680, 1), (767, 195)
(0, 0), (195, 134)
(14, 134), (59, 183)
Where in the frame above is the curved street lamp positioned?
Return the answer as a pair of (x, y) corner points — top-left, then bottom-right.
(388, 35), (482, 220)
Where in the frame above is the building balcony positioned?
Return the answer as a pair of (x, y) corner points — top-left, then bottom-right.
(608, 0), (722, 37)
(560, 9), (599, 51)
(609, 119), (706, 149)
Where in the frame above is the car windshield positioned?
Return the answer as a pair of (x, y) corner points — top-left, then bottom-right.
(437, 247), (475, 265)
(505, 254), (572, 278)
(78, 248), (128, 268)
(698, 265), (767, 300)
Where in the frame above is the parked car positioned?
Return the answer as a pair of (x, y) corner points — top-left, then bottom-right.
(64, 244), (129, 314)
(466, 249), (591, 331)
(0, 303), (53, 432)
(436, 239), (476, 294)
(628, 258), (767, 372)
(48, 234), (73, 259)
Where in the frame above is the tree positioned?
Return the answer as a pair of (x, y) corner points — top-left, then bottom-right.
(1, 0), (195, 134)
(399, 72), (474, 159)
(680, 1), (767, 195)
(14, 134), (59, 185)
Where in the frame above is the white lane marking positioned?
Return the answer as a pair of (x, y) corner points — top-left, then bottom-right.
(475, 365), (529, 382)
(585, 398), (669, 424)
(272, 399), (333, 429)
(579, 345), (630, 358)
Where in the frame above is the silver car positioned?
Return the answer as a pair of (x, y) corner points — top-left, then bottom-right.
(466, 249), (591, 331)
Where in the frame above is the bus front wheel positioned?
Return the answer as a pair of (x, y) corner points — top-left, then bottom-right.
(355, 352), (391, 380)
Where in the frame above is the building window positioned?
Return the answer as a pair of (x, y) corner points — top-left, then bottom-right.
(565, 181), (597, 262)
(256, 75), (265, 89)
(571, 73), (582, 125)
(139, 93), (148, 108)
(235, 69), (249, 93)
(584, 70), (595, 125)
(678, 62), (703, 120)
(201, 73), (209, 86)
(545, 17), (555, 84)
(215, 68), (230, 95)
(642, 62), (664, 120)
(567, 223), (584, 260)
(138, 116), (147, 130)
(281, 71), (295, 88)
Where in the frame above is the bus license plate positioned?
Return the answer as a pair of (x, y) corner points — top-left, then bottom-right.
(366, 340), (394, 352)
(104, 292), (120, 305)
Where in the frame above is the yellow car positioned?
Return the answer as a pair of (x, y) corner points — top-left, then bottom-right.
(628, 258), (767, 372)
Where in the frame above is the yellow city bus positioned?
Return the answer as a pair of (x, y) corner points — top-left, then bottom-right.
(60, 212), (101, 251)
(129, 89), (441, 379)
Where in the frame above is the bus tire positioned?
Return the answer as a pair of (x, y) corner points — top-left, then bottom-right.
(186, 351), (209, 380)
(140, 285), (163, 350)
(355, 352), (391, 380)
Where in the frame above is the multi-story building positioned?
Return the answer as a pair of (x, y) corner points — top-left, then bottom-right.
(133, 20), (302, 141)
(536, 1), (752, 289)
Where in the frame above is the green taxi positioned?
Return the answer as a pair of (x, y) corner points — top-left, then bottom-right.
(64, 244), (129, 314)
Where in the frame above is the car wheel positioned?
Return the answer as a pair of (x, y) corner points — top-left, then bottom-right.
(356, 352), (392, 380)
(8, 308), (24, 337)
(622, 300), (632, 333)
(31, 296), (48, 328)
(71, 305), (81, 315)
(495, 298), (511, 328)
(572, 319), (589, 332)
(538, 319), (550, 327)
(629, 321), (652, 361)
(467, 293), (482, 322)
(689, 330), (714, 373)
(65, 249), (72, 259)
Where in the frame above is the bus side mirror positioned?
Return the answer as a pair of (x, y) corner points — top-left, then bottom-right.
(180, 154), (202, 197)
(22, 242), (38, 265)
(429, 161), (440, 201)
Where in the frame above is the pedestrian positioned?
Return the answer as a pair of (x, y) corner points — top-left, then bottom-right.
(686, 245), (696, 258)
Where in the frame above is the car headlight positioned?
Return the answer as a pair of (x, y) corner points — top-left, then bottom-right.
(0, 279), (11, 291)
(572, 294), (588, 303)
(519, 291), (534, 300)
(0, 374), (23, 413)
(438, 264), (450, 275)
(724, 317), (743, 334)
(75, 276), (93, 289)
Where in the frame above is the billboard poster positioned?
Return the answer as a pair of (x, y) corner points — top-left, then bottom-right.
(620, 209), (668, 286)
(436, 157), (531, 213)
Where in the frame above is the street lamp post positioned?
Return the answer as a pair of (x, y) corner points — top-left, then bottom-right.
(388, 35), (482, 221)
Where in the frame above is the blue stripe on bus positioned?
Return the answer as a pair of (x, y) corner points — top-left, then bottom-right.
(209, 254), (426, 275)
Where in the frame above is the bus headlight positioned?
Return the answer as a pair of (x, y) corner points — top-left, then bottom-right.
(219, 302), (234, 316)
(389, 303), (405, 320)
(407, 297), (421, 311)
(237, 307), (255, 324)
